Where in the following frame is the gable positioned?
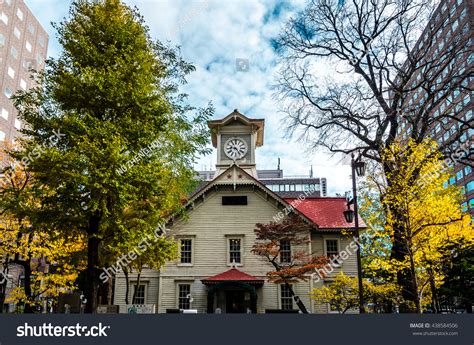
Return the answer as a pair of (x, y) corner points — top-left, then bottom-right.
(173, 164), (317, 229)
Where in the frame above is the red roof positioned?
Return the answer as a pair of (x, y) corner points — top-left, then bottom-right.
(284, 197), (366, 229)
(201, 268), (264, 284)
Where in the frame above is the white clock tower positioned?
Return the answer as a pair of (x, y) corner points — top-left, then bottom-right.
(208, 109), (264, 178)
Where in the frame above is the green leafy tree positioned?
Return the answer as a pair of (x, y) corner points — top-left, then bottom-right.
(11, 0), (211, 312)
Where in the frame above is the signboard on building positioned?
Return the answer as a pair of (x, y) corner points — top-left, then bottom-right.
(126, 304), (156, 314)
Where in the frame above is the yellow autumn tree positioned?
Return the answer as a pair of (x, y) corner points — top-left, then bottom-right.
(0, 150), (86, 313)
(361, 139), (473, 313)
(311, 272), (402, 313)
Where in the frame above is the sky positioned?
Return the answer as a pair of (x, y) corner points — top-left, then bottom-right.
(24, 0), (353, 196)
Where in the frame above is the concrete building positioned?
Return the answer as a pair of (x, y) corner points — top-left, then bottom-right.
(0, 0), (48, 313)
(0, 0), (48, 144)
(113, 110), (362, 314)
(397, 0), (473, 215)
(196, 169), (327, 198)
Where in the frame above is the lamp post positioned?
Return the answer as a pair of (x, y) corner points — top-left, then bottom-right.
(343, 152), (366, 314)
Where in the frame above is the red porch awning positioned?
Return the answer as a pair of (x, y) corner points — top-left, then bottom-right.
(201, 268), (264, 286)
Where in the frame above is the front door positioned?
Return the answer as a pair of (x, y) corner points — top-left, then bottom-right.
(225, 291), (246, 313)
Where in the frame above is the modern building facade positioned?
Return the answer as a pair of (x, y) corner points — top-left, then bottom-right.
(196, 169), (327, 198)
(397, 0), (473, 215)
(113, 110), (361, 314)
(0, 0), (48, 145)
(0, 0), (48, 312)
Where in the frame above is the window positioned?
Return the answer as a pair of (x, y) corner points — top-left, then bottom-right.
(179, 239), (192, 264)
(0, 33), (5, 46)
(280, 284), (293, 310)
(229, 238), (242, 264)
(178, 284), (191, 309)
(36, 52), (43, 66)
(28, 23), (35, 35)
(1, 108), (8, 120)
(456, 170), (463, 181)
(14, 119), (21, 130)
(325, 239), (339, 258)
(14, 27), (21, 39)
(25, 41), (32, 53)
(0, 131), (5, 142)
(38, 35), (45, 47)
(16, 8), (23, 21)
(20, 79), (27, 90)
(465, 166), (472, 176)
(467, 181), (474, 193)
(23, 59), (35, 71)
(222, 196), (247, 205)
(1, 12), (8, 25)
(10, 47), (18, 59)
(280, 240), (291, 263)
(469, 199), (474, 209)
(7, 67), (15, 79)
(449, 177), (456, 185)
(132, 284), (146, 304)
(4, 87), (13, 98)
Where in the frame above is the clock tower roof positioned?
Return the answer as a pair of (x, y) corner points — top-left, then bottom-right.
(208, 109), (265, 148)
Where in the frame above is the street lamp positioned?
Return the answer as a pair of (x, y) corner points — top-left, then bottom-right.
(343, 205), (354, 223)
(344, 152), (366, 314)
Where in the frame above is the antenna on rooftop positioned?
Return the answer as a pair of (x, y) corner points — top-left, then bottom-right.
(277, 157), (281, 170)
(310, 165), (313, 178)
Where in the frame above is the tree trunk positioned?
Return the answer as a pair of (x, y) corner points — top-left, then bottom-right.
(465, 301), (472, 313)
(0, 259), (9, 313)
(84, 214), (101, 313)
(124, 267), (129, 305)
(107, 278), (113, 305)
(22, 261), (34, 313)
(384, 163), (419, 313)
(285, 281), (308, 313)
(408, 250), (421, 313)
(428, 269), (440, 314)
(132, 271), (142, 305)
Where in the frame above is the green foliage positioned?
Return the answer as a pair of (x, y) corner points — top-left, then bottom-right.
(8, 0), (212, 309)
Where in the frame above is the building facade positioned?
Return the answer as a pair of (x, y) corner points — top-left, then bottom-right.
(113, 110), (360, 314)
(0, 0), (48, 145)
(0, 0), (48, 312)
(397, 0), (473, 214)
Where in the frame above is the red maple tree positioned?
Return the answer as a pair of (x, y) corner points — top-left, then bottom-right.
(252, 215), (328, 313)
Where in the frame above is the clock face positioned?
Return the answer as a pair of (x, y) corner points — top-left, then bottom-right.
(224, 137), (248, 160)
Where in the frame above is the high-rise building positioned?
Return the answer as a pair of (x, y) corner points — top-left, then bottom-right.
(0, 0), (48, 145)
(398, 0), (473, 215)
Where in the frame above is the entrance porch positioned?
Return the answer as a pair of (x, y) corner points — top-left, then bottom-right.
(201, 268), (264, 313)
